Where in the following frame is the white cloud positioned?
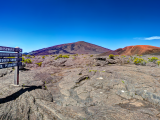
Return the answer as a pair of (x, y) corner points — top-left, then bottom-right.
(144, 36), (160, 40)
(133, 36), (160, 40)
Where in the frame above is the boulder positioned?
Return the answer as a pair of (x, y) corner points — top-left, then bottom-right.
(41, 57), (54, 67)
(106, 59), (118, 64)
(64, 58), (74, 67)
(94, 60), (106, 66)
(53, 59), (67, 67)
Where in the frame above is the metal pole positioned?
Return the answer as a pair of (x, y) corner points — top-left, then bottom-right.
(14, 47), (19, 85)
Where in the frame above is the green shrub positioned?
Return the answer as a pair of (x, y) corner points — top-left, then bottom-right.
(148, 57), (159, 62)
(36, 62), (42, 67)
(54, 54), (69, 60)
(89, 70), (97, 72)
(73, 54), (78, 56)
(121, 55), (126, 58)
(22, 57), (25, 62)
(136, 54), (143, 57)
(157, 61), (160, 66)
(55, 57), (59, 60)
(109, 54), (114, 59)
(62, 55), (69, 58)
(42, 56), (45, 59)
(133, 58), (144, 65)
(58, 54), (63, 58)
(130, 56), (133, 60)
(25, 59), (32, 64)
(141, 60), (148, 66)
(132, 56), (137, 61)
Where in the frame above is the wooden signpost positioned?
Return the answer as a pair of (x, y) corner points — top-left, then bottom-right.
(0, 46), (22, 85)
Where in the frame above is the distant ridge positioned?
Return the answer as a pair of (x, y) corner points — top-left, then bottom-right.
(28, 41), (113, 55)
(22, 52), (29, 55)
(99, 45), (160, 56)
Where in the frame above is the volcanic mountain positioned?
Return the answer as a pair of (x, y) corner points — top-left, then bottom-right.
(99, 45), (160, 56)
(28, 41), (113, 55)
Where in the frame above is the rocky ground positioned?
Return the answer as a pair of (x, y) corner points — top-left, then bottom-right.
(0, 54), (160, 120)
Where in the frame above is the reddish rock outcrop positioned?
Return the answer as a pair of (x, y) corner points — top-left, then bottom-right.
(99, 45), (160, 56)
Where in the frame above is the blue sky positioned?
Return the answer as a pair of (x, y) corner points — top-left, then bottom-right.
(0, 0), (160, 53)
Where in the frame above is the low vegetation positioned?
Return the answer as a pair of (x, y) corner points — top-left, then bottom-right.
(25, 59), (32, 64)
(133, 57), (148, 66)
(109, 54), (114, 59)
(89, 70), (97, 72)
(121, 55), (126, 58)
(36, 62), (42, 67)
(73, 54), (78, 56)
(20, 54), (160, 68)
(157, 61), (160, 66)
(148, 57), (159, 62)
(22, 57), (32, 64)
(133, 58), (144, 65)
(62, 55), (69, 58)
(55, 54), (69, 60)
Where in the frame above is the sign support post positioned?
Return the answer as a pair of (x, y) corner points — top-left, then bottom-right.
(14, 47), (19, 85)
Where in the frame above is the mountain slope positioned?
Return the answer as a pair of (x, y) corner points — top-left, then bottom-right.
(28, 41), (112, 55)
(115, 45), (160, 55)
(99, 45), (160, 56)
